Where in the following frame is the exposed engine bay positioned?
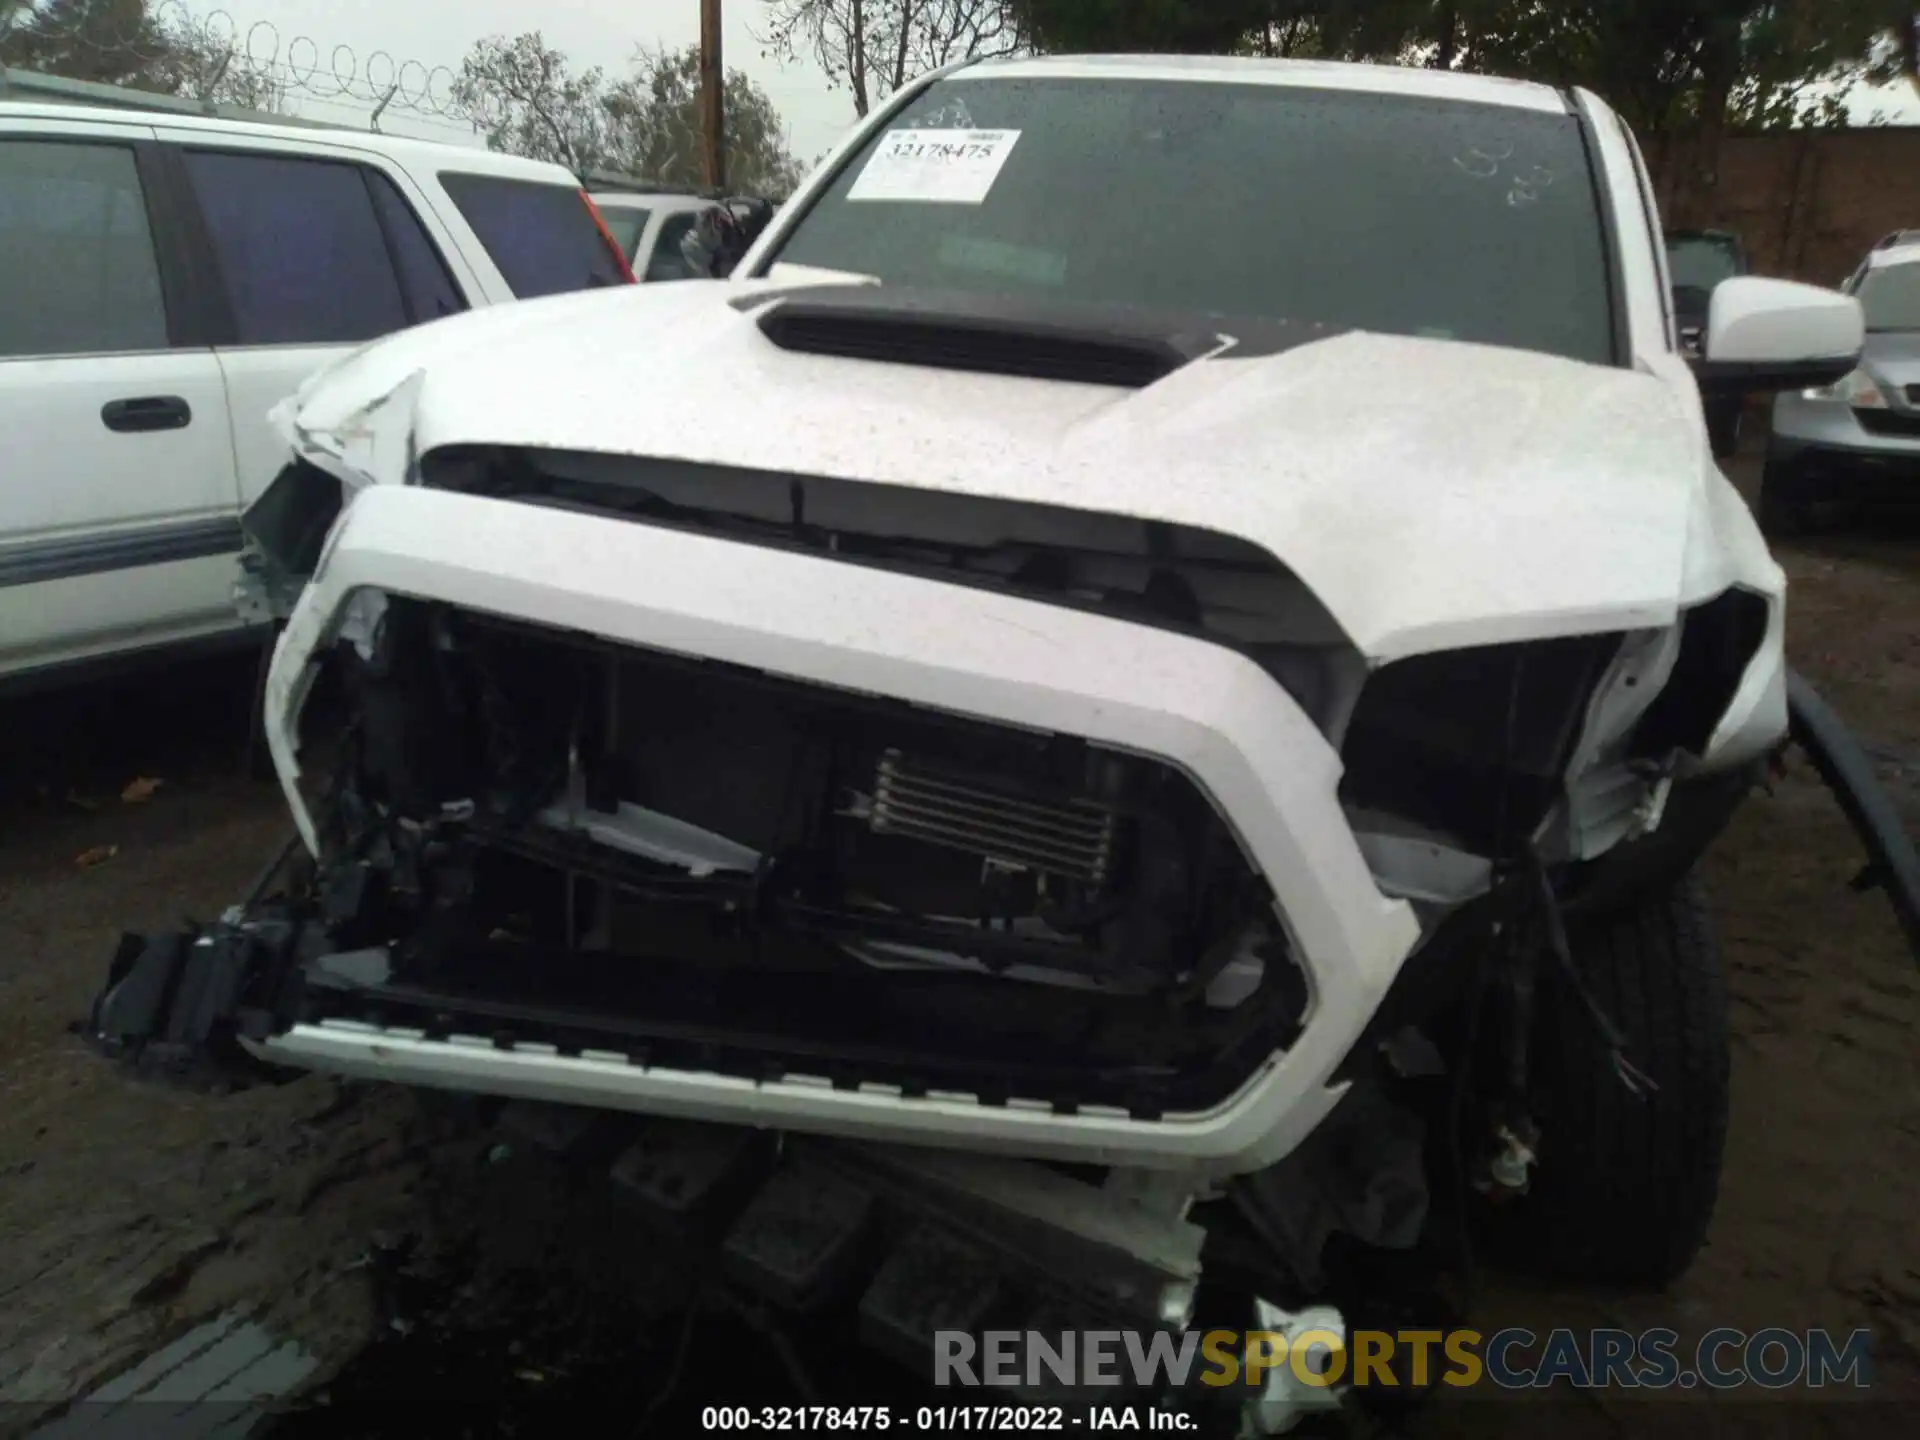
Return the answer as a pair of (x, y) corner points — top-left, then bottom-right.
(280, 593), (1311, 1117)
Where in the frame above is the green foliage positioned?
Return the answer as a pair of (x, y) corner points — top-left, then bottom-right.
(0, 0), (286, 109)
(0, 0), (169, 86)
(1013, 0), (1272, 53)
(607, 45), (807, 196)
(1008, 0), (1913, 135)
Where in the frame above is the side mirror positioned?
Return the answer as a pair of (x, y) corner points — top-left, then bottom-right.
(1697, 276), (1863, 395)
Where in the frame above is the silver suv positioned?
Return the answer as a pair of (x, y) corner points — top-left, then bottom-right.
(1763, 234), (1920, 531)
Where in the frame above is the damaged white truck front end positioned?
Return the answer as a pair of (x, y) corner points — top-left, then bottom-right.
(232, 282), (1787, 1172)
(90, 54), (1890, 1432)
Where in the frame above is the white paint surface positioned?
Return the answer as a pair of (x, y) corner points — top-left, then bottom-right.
(278, 277), (1713, 662)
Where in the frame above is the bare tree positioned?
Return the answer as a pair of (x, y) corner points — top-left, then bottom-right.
(760, 0), (1022, 119)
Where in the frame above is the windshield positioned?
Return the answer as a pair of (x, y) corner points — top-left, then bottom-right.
(771, 76), (1616, 366)
(1666, 235), (1743, 292)
(1859, 260), (1920, 332)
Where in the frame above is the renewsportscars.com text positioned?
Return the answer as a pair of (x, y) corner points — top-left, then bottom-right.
(934, 1326), (1874, 1392)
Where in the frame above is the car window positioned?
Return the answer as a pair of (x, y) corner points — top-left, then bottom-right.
(184, 149), (410, 346)
(598, 203), (652, 260)
(366, 170), (467, 323)
(1666, 236), (1743, 292)
(1858, 261), (1920, 333)
(646, 213), (702, 281)
(0, 140), (169, 358)
(773, 77), (1617, 366)
(437, 172), (629, 297)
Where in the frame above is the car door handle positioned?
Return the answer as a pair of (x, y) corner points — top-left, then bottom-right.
(101, 396), (192, 433)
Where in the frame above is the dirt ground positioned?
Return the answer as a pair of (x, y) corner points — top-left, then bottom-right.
(2, 454), (1917, 1437)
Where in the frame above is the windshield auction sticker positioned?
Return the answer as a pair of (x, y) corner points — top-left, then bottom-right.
(847, 129), (1022, 204)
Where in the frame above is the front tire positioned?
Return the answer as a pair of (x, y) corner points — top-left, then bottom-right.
(1501, 875), (1729, 1287)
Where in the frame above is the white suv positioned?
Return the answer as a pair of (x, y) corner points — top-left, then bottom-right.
(0, 101), (634, 689)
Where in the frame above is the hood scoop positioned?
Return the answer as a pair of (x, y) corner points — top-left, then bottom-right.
(753, 286), (1228, 389)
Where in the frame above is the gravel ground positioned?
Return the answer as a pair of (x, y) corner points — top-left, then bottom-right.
(2, 455), (1917, 1436)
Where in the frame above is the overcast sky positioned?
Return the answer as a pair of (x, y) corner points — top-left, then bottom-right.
(201, 0), (1919, 161)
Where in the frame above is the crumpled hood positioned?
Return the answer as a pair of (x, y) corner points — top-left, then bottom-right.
(281, 278), (1714, 662)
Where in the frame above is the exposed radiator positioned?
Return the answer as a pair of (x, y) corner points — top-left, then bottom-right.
(869, 749), (1116, 885)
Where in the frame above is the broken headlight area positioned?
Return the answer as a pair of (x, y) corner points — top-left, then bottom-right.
(119, 596), (1311, 1117)
(1339, 632), (1628, 858)
(1338, 589), (1773, 870)
(233, 458), (350, 627)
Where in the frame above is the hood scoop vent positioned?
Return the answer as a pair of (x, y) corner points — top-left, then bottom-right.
(753, 286), (1221, 389)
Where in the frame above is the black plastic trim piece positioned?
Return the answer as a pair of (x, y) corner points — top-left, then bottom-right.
(361, 165), (471, 324)
(1788, 670), (1920, 961)
(1698, 355), (1859, 398)
(101, 395), (191, 433)
(0, 517), (242, 589)
(129, 138), (226, 350)
(418, 449), (1358, 666)
(147, 141), (241, 346)
(757, 287), (1198, 387)
(296, 950), (1303, 1122)
(1618, 115), (1677, 349)
(1564, 89), (1633, 370)
(753, 286), (1348, 387)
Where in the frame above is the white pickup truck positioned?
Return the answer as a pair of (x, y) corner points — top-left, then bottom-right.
(0, 100), (633, 689)
(92, 54), (1901, 1431)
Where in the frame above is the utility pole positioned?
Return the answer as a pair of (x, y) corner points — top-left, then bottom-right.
(700, 0), (727, 191)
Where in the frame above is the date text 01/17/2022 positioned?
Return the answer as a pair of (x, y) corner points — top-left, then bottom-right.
(700, 1404), (1197, 1431)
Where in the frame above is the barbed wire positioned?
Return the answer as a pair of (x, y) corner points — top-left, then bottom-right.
(3, 1), (472, 125)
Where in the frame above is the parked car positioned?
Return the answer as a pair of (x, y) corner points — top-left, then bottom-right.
(1763, 236), (1920, 532)
(93, 54), (1869, 1430)
(1665, 228), (1751, 457)
(0, 99), (634, 691)
(583, 178), (715, 282)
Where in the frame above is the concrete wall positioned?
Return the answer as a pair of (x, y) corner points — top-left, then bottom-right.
(1655, 127), (1920, 285)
